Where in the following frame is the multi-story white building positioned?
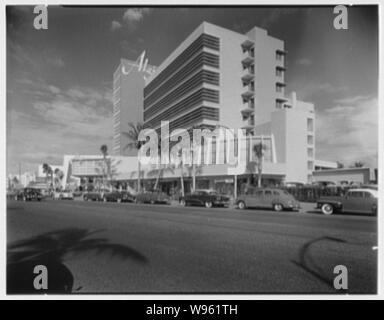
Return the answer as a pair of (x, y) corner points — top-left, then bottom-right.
(60, 22), (322, 193)
(142, 22), (315, 184)
(113, 58), (156, 156)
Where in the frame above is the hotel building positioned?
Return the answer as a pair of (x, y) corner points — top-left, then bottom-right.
(60, 22), (325, 192)
(142, 22), (315, 184)
(113, 58), (156, 156)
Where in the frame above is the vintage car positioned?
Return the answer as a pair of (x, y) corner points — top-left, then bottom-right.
(236, 187), (300, 211)
(83, 191), (103, 201)
(316, 188), (378, 215)
(102, 191), (135, 203)
(53, 189), (74, 200)
(14, 188), (43, 201)
(135, 190), (170, 204)
(180, 189), (230, 208)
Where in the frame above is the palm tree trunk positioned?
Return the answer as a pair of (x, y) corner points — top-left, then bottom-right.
(154, 166), (161, 190)
(192, 164), (196, 192)
(137, 161), (141, 193)
(180, 165), (185, 197)
(257, 165), (262, 187)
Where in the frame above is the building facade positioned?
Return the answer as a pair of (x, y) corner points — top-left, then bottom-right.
(141, 22), (315, 184)
(113, 58), (156, 156)
(56, 22), (321, 194)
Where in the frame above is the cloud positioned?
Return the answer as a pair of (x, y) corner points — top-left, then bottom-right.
(316, 95), (378, 167)
(48, 85), (61, 94)
(111, 20), (122, 31)
(293, 82), (349, 101)
(296, 58), (312, 66)
(123, 8), (151, 27)
(7, 82), (113, 174)
(47, 56), (65, 68)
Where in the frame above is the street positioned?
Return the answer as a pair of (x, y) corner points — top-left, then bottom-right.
(7, 199), (377, 294)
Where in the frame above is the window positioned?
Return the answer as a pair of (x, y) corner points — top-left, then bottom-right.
(307, 135), (314, 145)
(273, 191), (280, 196)
(307, 118), (314, 132)
(276, 100), (283, 108)
(265, 190), (272, 196)
(276, 51), (283, 61)
(363, 192), (373, 199)
(308, 161), (313, 170)
(349, 191), (363, 198)
(308, 148), (314, 158)
(276, 83), (284, 93)
(276, 68), (283, 77)
(255, 190), (263, 196)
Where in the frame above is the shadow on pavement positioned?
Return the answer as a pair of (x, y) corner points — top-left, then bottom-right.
(291, 236), (347, 292)
(7, 228), (148, 294)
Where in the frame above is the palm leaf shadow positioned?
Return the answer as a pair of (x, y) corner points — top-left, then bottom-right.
(7, 228), (148, 294)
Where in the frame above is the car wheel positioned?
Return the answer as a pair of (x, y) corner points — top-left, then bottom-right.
(150, 200), (155, 205)
(117, 198), (122, 203)
(14, 196), (18, 201)
(103, 197), (107, 202)
(321, 204), (334, 215)
(83, 196), (88, 201)
(273, 203), (283, 212)
(205, 201), (213, 208)
(237, 201), (246, 210)
(22, 196), (27, 202)
(180, 199), (186, 207)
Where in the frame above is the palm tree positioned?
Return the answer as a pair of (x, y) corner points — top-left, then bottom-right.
(42, 163), (53, 190)
(189, 124), (202, 192)
(252, 141), (267, 188)
(178, 153), (185, 197)
(12, 176), (19, 189)
(100, 144), (108, 189)
(337, 161), (344, 169)
(54, 168), (64, 190)
(352, 161), (364, 168)
(123, 122), (144, 192)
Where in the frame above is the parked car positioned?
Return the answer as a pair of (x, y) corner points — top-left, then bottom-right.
(236, 188), (300, 211)
(14, 188), (43, 201)
(102, 191), (135, 203)
(83, 191), (102, 201)
(135, 190), (170, 204)
(180, 189), (230, 208)
(53, 190), (74, 200)
(316, 188), (378, 215)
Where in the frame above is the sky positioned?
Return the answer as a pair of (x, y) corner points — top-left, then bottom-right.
(6, 5), (378, 174)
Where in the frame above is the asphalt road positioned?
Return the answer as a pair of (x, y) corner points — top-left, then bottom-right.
(7, 199), (377, 294)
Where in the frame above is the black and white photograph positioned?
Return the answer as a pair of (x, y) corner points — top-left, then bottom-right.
(4, 2), (380, 298)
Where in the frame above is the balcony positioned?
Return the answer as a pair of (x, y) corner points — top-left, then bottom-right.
(241, 67), (254, 83)
(242, 84), (255, 100)
(241, 101), (255, 115)
(242, 119), (255, 131)
(241, 50), (254, 67)
(241, 39), (254, 51)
